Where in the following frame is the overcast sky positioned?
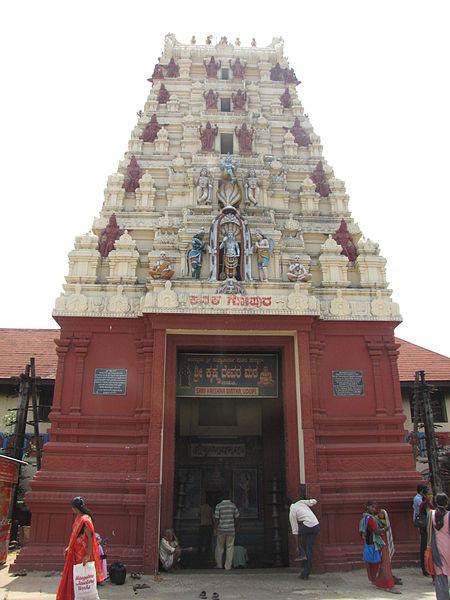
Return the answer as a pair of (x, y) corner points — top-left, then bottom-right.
(0, 0), (449, 356)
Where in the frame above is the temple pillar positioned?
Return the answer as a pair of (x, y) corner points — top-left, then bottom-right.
(69, 336), (91, 415)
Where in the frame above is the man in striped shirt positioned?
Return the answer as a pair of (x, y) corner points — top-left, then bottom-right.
(214, 493), (240, 570)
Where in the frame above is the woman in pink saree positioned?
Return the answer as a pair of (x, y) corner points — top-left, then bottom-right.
(56, 497), (104, 600)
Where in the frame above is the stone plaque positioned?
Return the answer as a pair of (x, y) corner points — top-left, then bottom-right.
(93, 368), (128, 395)
(332, 370), (364, 396)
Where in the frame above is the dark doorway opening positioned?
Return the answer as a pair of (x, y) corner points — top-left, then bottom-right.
(173, 351), (288, 569)
(221, 98), (231, 113)
(220, 133), (234, 155)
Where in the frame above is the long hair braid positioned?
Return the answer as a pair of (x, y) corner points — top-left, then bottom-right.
(434, 493), (449, 531)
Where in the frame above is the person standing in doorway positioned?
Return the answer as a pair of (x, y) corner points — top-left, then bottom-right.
(413, 483), (431, 576)
(214, 491), (240, 570)
(289, 496), (320, 579)
(199, 497), (214, 559)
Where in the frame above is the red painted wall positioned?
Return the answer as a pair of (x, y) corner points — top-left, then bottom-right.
(14, 314), (420, 573)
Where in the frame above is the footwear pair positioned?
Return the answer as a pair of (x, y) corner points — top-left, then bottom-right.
(199, 593), (219, 600)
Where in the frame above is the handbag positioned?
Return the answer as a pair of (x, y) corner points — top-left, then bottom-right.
(73, 561), (99, 600)
(424, 547), (436, 576)
(363, 543), (381, 563)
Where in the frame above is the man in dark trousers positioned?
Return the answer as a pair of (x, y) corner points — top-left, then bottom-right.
(289, 496), (320, 579)
(413, 483), (431, 576)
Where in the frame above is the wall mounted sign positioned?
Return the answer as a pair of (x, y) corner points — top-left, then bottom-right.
(190, 443), (246, 458)
(177, 353), (278, 398)
(332, 370), (365, 396)
(93, 368), (128, 395)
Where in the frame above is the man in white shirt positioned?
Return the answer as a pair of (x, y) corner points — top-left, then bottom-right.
(289, 498), (320, 579)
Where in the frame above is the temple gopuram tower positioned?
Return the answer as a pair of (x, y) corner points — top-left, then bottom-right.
(17, 34), (418, 573)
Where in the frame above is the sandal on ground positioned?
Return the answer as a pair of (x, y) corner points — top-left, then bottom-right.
(199, 592), (207, 599)
(212, 593), (220, 600)
(131, 572), (142, 579)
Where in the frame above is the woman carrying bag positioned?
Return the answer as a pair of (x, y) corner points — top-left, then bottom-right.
(426, 493), (450, 600)
(359, 500), (401, 594)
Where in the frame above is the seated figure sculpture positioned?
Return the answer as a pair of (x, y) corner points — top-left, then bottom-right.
(149, 252), (175, 280)
(287, 257), (311, 282)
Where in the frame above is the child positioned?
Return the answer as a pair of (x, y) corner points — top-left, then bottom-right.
(96, 533), (108, 583)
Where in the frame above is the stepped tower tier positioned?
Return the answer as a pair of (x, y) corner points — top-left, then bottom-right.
(16, 34), (418, 575)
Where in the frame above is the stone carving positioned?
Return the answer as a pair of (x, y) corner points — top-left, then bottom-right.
(67, 232), (100, 284)
(269, 160), (287, 187)
(235, 123), (254, 155)
(104, 173), (125, 210)
(287, 257), (311, 282)
(299, 177), (319, 215)
(231, 89), (247, 111)
(66, 284), (88, 313)
(244, 169), (260, 206)
(157, 280), (178, 308)
(270, 62), (284, 81)
(166, 58), (179, 78)
(155, 127), (169, 153)
(107, 230), (139, 284)
(283, 213), (304, 245)
(108, 284), (130, 314)
(283, 68), (300, 85)
(251, 38), (257, 47)
(319, 235), (349, 287)
(280, 87), (292, 108)
(217, 278), (246, 295)
(140, 113), (161, 143)
(330, 290), (351, 317)
(148, 63), (164, 82)
(219, 36), (228, 45)
(333, 219), (357, 262)
(199, 121), (218, 152)
(154, 211), (179, 247)
(135, 172), (156, 210)
(123, 156), (141, 193)
(311, 161), (331, 197)
(204, 89), (219, 110)
(356, 238), (387, 288)
(196, 168), (212, 205)
(187, 229), (206, 279)
(220, 230), (240, 279)
(371, 291), (393, 317)
(286, 117), (310, 147)
(230, 58), (245, 79)
(157, 83), (170, 104)
(218, 155), (241, 208)
(206, 35), (213, 45)
(254, 231), (272, 282)
(98, 214), (123, 257)
(235, 38), (241, 47)
(283, 131), (297, 157)
(287, 283), (310, 311)
(149, 251), (175, 280)
(191, 36), (196, 44)
(204, 57), (221, 78)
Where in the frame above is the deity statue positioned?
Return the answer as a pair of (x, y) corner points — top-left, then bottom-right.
(287, 257), (311, 282)
(280, 87), (292, 108)
(231, 89), (247, 111)
(199, 121), (218, 152)
(140, 113), (161, 143)
(285, 117), (310, 147)
(203, 89), (219, 110)
(283, 68), (300, 85)
(220, 231), (240, 279)
(218, 155), (241, 208)
(157, 83), (170, 104)
(191, 36), (196, 44)
(123, 155), (141, 193)
(333, 219), (357, 262)
(270, 62), (284, 81)
(235, 123), (254, 155)
(206, 35), (213, 45)
(230, 58), (245, 79)
(244, 169), (260, 206)
(149, 251), (175, 280)
(204, 57), (221, 78)
(187, 230), (207, 279)
(311, 161), (331, 197)
(254, 231), (271, 282)
(235, 38), (241, 47)
(219, 36), (228, 45)
(148, 63), (164, 82)
(196, 168), (212, 205)
(251, 38), (257, 47)
(166, 58), (179, 78)
(98, 214), (123, 257)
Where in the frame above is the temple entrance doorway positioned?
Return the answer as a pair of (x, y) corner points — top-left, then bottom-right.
(173, 351), (289, 568)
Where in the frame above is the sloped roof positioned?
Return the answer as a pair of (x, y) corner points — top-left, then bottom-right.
(396, 338), (450, 383)
(0, 329), (59, 380)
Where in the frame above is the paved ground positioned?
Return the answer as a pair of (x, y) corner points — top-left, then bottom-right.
(0, 564), (437, 600)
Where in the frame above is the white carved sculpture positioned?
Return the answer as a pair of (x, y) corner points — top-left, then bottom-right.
(283, 131), (298, 157)
(156, 280), (178, 308)
(155, 127), (169, 154)
(328, 177), (350, 216)
(66, 283), (88, 313)
(66, 232), (100, 284)
(287, 257), (311, 282)
(283, 213), (304, 246)
(356, 238), (387, 288)
(371, 290), (393, 318)
(318, 235), (349, 287)
(244, 169), (260, 206)
(104, 172), (125, 210)
(107, 230), (139, 284)
(299, 176), (320, 216)
(108, 284), (130, 314)
(330, 289), (351, 317)
(196, 168), (212, 205)
(135, 172), (156, 211)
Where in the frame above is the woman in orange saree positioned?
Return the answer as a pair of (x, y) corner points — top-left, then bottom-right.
(56, 497), (104, 600)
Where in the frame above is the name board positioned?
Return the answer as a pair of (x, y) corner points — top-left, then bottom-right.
(93, 368), (128, 396)
(190, 443), (246, 458)
(177, 353), (278, 398)
(332, 370), (365, 396)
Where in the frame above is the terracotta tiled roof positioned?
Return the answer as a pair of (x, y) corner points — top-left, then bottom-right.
(396, 338), (450, 383)
(0, 329), (59, 380)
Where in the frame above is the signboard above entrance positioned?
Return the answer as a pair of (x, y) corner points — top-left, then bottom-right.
(177, 353), (278, 398)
